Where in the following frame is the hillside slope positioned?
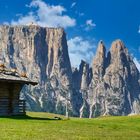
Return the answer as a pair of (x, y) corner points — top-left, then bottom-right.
(0, 112), (140, 140)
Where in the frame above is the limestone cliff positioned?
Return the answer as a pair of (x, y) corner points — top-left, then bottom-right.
(0, 25), (73, 115)
(88, 40), (140, 117)
(76, 40), (140, 118)
(0, 25), (140, 117)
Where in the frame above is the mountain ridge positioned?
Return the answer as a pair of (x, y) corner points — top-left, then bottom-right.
(0, 25), (140, 117)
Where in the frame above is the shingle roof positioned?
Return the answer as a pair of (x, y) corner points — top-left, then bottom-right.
(0, 67), (37, 85)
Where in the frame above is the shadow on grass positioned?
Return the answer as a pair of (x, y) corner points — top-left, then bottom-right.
(0, 115), (62, 121)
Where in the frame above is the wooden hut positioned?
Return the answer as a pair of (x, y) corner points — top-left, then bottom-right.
(0, 67), (37, 116)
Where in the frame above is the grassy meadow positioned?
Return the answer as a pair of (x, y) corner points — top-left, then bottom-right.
(0, 112), (140, 140)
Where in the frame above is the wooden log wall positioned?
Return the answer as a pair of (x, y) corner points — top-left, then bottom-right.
(0, 82), (26, 116)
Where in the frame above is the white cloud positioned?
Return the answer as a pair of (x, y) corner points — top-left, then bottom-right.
(68, 36), (95, 68)
(10, 0), (76, 28)
(3, 22), (9, 25)
(85, 19), (96, 31)
(71, 2), (76, 8)
(138, 26), (140, 34)
(11, 12), (36, 25)
(86, 20), (96, 27)
(133, 57), (140, 72)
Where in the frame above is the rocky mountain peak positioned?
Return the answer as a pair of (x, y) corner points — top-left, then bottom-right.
(97, 40), (106, 52)
(110, 39), (128, 56)
(72, 60), (92, 90)
(94, 40), (106, 64)
(90, 39), (140, 117)
(107, 39), (129, 67)
(92, 40), (106, 80)
(0, 25), (140, 118)
(0, 25), (74, 115)
(111, 39), (125, 50)
(46, 27), (72, 87)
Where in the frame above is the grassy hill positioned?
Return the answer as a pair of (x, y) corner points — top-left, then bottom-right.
(0, 112), (140, 140)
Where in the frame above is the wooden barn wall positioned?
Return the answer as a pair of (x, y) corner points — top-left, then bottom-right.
(0, 82), (24, 116)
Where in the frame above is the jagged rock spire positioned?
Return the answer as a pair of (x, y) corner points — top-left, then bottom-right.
(90, 39), (140, 117)
(93, 40), (106, 65)
(109, 39), (129, 65)
(79, 60), (92, 90)
(0, 24), (140, 118)
(92, 40), (106, 80)
(111, 39), (125, 51)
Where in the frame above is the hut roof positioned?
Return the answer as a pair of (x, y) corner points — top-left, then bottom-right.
(0, 67), (37, 85)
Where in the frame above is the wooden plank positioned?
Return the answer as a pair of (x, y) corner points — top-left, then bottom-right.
(0, 82), (26, 116)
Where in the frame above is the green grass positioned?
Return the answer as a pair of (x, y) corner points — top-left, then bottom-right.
(0, 112), (140, 140)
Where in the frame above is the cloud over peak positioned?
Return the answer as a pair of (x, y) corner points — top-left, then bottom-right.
(68, 36), (95, 68)
(11, 0), (76, 28)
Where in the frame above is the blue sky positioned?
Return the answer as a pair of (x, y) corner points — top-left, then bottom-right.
(0, 0), (140, 68)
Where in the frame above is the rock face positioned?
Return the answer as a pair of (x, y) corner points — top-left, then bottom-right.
(0, 25), (140, 117)
(72, 60), (92, 118)
(89, 41), (107, 117)
(0, 25), (74, 115)
(88, 40), (140, 117)
(77, 40), (140, 118)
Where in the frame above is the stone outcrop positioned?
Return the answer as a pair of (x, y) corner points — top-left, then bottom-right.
(0, 24), (140, 117)
(72, 60), (92, 118)
(75, 40), (140, 118)
(0, 25), (74, 115)
(89, 40), (140, 117)
(89, 41), (107, 117)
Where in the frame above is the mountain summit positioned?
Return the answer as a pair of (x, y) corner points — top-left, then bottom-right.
(0, 25), (140, 117)
(88, 39), (140, 117)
